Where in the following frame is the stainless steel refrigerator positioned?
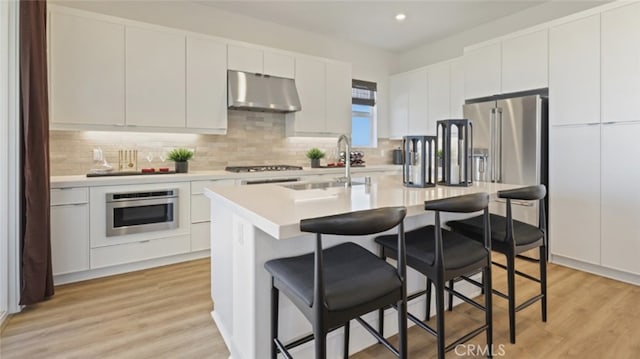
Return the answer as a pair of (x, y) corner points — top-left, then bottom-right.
(463, 94), (548, 228)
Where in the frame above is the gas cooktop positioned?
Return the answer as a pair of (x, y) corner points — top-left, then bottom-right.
(225, 165), (303, 173)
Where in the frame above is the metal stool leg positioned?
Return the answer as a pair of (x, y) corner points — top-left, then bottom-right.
(540, 245), (548, 323)
(343, 321), (350, 359)
(447, 280), (454, 311)
(425, 278), (432, 321)
(271, 284), (279, 359)
(484, 265), (493, 357)
(506, 253), (517, 344)
(435, 280), (445, 359)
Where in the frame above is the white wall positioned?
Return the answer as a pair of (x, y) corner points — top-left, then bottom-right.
(392, 1), (609, 73)
(51, 0), (395, 137)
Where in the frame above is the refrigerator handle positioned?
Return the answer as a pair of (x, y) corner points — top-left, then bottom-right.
(489, 108), (496, 182)
(496, 107), (503, 183)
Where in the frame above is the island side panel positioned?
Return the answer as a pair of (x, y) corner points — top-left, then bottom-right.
(210, 201), (235, 355)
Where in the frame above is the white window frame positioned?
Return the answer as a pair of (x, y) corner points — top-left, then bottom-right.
(351, 103), (377, 148)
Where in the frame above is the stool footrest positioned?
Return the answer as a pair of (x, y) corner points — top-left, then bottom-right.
(492, 261), (541, 283)
(355, 317), (400, 357)
(444, 286), (486, 312)
(516, 254), (540, 263)
(444, 325), (489, 353)
(516, 294), (544, 312)
(274, 338), (294, 359)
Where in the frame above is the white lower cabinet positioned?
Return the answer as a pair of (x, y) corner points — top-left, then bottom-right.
(91, 235), (191, 269)
(190, 179), (237, 251)
(549, 125), (601, 265)
(50, 188), (90, 275)
(601, 122), (640, 275)
(191, 222), (211, 252)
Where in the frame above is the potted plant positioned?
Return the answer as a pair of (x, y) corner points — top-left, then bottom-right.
(305, 148), (325, 168)
(167, 148), (194, 173)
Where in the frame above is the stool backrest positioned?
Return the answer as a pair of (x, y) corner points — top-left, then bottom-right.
(425, 192), (491, 275)
(498, 185), (546, 201)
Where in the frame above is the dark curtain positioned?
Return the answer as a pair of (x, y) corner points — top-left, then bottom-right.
(19, 0), (53, 305)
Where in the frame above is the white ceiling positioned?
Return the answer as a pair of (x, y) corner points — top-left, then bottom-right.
(197, 0), (552, 53)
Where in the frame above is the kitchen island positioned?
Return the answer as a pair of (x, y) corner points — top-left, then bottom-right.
(205, 175), (519, 359)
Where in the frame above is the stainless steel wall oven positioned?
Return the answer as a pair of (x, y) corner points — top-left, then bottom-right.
(106, 189), (179, 237)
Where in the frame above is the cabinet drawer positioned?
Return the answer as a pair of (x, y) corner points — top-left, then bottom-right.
(51, 187), (89, 206)
(191, 194), (210, 223)
(191, 179), (236, 194)
(191, 222), (210, 252)
(90, 234), (190, 269)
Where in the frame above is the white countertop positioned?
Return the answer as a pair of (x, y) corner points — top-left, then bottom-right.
(205, 175), (520, 240)
(50, 165), (401, 188)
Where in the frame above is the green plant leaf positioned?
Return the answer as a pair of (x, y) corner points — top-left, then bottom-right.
(167, 148), (194, 162)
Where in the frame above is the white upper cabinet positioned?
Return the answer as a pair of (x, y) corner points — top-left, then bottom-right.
(463, 42), (501, 100)
(428, 62), (451, 134)
(264, 51), (295, 79)
(186, 36), (227, 131)
(126, 26), (186, 128)
(549, 15), (600, 126)
(287, 56), (326, 134)
(228, 44), (294, 78)
(449, 57), (465, 118)
(601, 2), (640, 123)
(501, 30), (548, 94)
(49, 11), (125, 127)
(325, 61), (352, 135)
(408, 68), (429, 135)
(389, 69), (430, 138)
(389, 73), (410, 139)
(227, 45), (263, 74)
(287, 56), (352, 136)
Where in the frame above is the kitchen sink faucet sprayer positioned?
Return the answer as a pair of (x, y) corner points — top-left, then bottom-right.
(337, 134), (352, 187)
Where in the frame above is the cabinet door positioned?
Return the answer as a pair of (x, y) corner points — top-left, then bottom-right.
(389, 73), (409, 139)
(186, 36), (227, 131)
(292, 56), (326, 133)
(263, 51), (294, 79)
(601, 123), (640, 275)
(449, 58), (465, 118)
(126, 27), (186, 128)
(602, 2), (640, 123)
(502, 30), (548, 93)
(549, 15), (600, 126)
(51, 204), (90, 275)
(408, 69), (428, 135)
(549, 125), (601, 264)
(49, 12), (125, 126)
(325, 61), (352, 135)
(428, 62), (450, 135)
(227, 44), (262, 74)
(463, 43), (501, 100)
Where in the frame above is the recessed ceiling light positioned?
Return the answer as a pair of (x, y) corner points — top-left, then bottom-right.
(395, 13), (406, 21)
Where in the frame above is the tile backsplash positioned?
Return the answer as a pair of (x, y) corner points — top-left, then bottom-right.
(50, 111), (402, 176)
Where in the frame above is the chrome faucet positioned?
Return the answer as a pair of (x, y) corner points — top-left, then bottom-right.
(337, 134), (352, 187)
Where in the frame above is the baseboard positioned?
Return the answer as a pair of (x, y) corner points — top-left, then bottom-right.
(550, 254), (640, 286)
(53, 250), (210, 285)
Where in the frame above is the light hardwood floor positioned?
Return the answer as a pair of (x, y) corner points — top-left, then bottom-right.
(1, 258), (639, 358)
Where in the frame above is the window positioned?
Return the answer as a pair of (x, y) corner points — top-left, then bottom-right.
(351, 79), (377, 147)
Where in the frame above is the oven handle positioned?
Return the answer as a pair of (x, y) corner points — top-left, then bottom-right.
(107, 197), (178, 209)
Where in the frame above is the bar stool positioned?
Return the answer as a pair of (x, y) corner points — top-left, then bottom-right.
(375, 193), (493, 359)
(447, 185), (547, 344)
(264, 207), (408, 359)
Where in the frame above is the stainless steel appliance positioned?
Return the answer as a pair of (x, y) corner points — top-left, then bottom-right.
(241, 178), (300, 185)
(463, 94), (548, 226)
(106, 189), (179, 237)
(227, 70), (301, 113)
(436, 119), (473, 186)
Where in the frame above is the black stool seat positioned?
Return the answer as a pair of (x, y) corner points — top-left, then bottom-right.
(375, 225), (488, 274)
(448, 214), (544, 249)
(265, 242), (402, 311)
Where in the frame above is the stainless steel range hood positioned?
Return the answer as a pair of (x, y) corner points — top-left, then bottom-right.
(227, 70), (301, 113)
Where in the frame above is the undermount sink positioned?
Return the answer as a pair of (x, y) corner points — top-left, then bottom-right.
(280, 180), (364, 191)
